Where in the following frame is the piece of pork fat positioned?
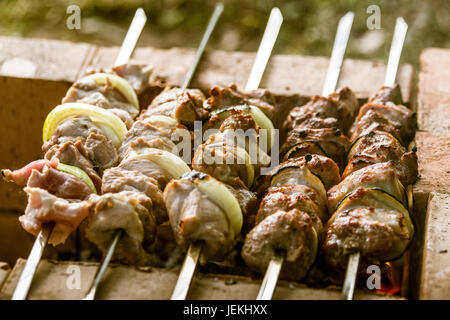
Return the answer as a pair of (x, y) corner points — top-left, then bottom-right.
(27, 165), (92, 200)
(44, 140), (102, 192)
(204, 84), (277, 122)
(139, 87), (209, 126)
(101, 167), (167, 224)
(164, 178), (234, 262)
(86, 191), (156, 265)
(242, 209), (317, 281)
(21, 187), (91, 245)
(1, 158), (59, 186)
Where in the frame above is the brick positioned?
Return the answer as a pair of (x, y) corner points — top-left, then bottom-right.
(419, 193), (450, 299)
(418, 48), (450, 134)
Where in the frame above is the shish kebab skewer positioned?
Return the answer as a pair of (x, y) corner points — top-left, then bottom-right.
(254, 11), (354, 300)
(167, 7), (283, 301)
(8, 8), (148, 301)
(81, 3), (224, 300)
(340, 17), (410, 300)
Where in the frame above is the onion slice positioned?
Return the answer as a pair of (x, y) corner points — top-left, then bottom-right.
(42, 103), (127, 148)
(82, 73), (139, 110)
(57, 163), (97, 194)
(126, 147), (191, 179)
(185, 171), (243, 236)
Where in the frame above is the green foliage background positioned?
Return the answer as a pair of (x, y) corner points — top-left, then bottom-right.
(1, 0), (449, 68)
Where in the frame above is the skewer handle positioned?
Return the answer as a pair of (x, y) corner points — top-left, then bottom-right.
(182, 3), (224, 89)
(384, 17), (408, 87)
(321, 11), (354, 96)
(171, 242), (202, 300)
(245, 7), (283, 91)
(256, 253), (284, 300)
(114, 8), (147, 67)
(11, 224), (53, 300)
(341, 251), (360, 300)
(82, 231), (121, 300)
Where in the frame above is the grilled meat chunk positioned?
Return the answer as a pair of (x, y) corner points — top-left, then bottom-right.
(193, 141), (252, 189)
(256, 185), (325, 237)
(44, 141), (102, 192)
(2, 158), (59, 186)
(21, 187), (91, 245)
(204, 84), (276, 121)
(63, 67), (143, 119)
(139, 87), (208, 125)
(323, 187), (414, 269)
(277, 155), (340, 190)
(164, 177), (235, 261)
(344, 131), (418, 185)
(101, 167), (167, 224)
(242, 209), (318, 281)
(327, 162), (407, 213)
(284, 87), (358, 134)
(281, 127), (350, 170)
(86, 191), (156, 265)
(42, 117), (119, 171)
(349, 103), (416, 145)
(226, 186), (259, 234)
(368, 84), (403, 105)
(27, 165), (92, 200)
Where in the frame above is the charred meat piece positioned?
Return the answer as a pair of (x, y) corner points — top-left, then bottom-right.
(281, 127), (350, 170)
(328, 86), (359, 130)
(256, 185), (325, 237)
(323, 187), (414, 269)
(368, 84), (403, 105)
(242, 209), (318, 281)
(284, 87), (358, 134)
(327, 161), (407, 214)
(21, 187), (91, 245)
(226, 186), (259, 234)
(204, 84), (276, 121)
(349, 103), (416, 145)
(101, 167), (167, 224)
(344, 131), (418, 185)
(139, 87), (208, 126)
(44, 140), (102, 192)
(86, 191), (157, 265)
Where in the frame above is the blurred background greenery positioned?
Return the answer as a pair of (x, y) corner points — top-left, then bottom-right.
(0, 0), (448, 69)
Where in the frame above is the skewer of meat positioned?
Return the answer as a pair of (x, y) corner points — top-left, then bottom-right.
(241, 12), (355, 300)
(81, 3), (224, 300)
(324, 17), (416, 300)
(166, 7), (283, 300)
(2, 9), (148, 300)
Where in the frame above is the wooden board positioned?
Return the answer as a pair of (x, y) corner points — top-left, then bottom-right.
(0, 259), (402, 300)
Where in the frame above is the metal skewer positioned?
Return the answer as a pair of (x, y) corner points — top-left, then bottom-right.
(82, 3), (224, 301)
(256, 11), (354, 301)
(10, 9), (147, 301)
(341, 17), (408, 300)
(170, 7), (283, 301)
